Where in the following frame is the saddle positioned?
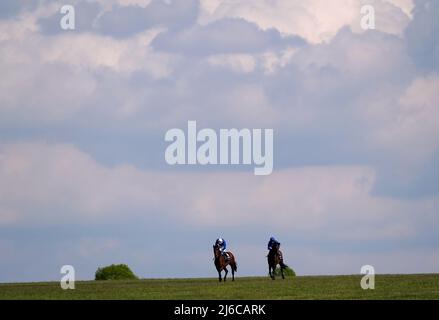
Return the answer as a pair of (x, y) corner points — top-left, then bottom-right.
(222, 251), (230, 261)
(268, 249), (283, 260)
(277, 250), (283, 260)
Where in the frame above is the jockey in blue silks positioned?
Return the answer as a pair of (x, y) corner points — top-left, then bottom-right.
(267, 236), (280, 251)
(215, 237), (228, 259)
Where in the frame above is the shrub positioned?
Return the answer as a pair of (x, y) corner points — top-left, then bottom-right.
(273, 266), (296, 277)
(95, 264), (138, 280)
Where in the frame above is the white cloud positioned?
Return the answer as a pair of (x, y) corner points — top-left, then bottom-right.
(207, 53), (256, 73)
(115, 0), (152, 7)
(207, 47), (298, 74)
(0, 22), (176, 125)
(367, 74), (439, 167)
(259, 47), (298, 73)
(44, 30), (174, 76)
(0, 142), (436, 243)
(0, 60), (97, 123)
(198, 0), (413, 44)
(385, 0), (414, 18)
(0, 21), (172, 75)
(0, 10), (40, 42)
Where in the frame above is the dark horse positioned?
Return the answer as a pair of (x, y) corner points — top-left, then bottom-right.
(267, 243), (288, 280)
(213, 244), (237, 282)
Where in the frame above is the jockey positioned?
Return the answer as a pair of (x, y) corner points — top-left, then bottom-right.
(215, 237), (228, 258)
(267, 236), (280, 251)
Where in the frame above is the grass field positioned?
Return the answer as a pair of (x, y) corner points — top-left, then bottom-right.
(1, 274), (439, 300)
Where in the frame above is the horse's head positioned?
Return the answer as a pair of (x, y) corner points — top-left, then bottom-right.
(213, 244), (221, 258)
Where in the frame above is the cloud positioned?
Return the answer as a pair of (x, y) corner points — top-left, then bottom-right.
(198, 0), (413, 44)
(207, 53), (257, 73)
(37, 0), (199, 38)
(370, 74), (439, 161)
(94, 0), (198, 38)
(38, 0), (198, 38)
(405, 0), (439, 71)
(0, 24), (176, 126)
(0, 0), (21, 19)
(1, 5), (435, 196)
(0, 0), (40, 20)
(1, 141), (438, 281)
(37, 29), (171, 75)
(1, 142), (437, 242)
(0, 142), (167, 226)
(1, 0), (439, 281)
(152, 18), (305, 56)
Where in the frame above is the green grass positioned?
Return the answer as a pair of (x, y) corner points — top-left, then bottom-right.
(1, 274), (439, 299)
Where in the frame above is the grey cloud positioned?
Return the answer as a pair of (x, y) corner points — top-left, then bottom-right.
(0, 0), (39, 19)
(372, 153), (439, 198)
(152, 18), (306, 56)
(0, 0), (21, 19)
(405, 0), (439, 71)
(2, 23), (432, 198)
(95, 0), (199, 38)
(38, 0), (198, 37)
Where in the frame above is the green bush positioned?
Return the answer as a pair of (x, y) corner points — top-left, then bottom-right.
(95, 264), (138, 280)
(273, 266), (296, 277)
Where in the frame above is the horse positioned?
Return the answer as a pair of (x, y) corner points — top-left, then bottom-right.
(267, 243), (288, 280)
(213, 244), (237, 282)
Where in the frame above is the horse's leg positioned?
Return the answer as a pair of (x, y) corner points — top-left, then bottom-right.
(218, 269), (222, 282)
(268, 263), (271, 279)
(269, 264), (274, 280)
(224, 267), (228, 282)
(231, 265), (235, 281)
(281, 263), (285, 279)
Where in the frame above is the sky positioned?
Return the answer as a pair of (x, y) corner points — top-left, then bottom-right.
(0, 0), (438, 282)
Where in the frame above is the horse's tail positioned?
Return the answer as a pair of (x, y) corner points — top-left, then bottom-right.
(230, 253), (238, 272)
(277, 249), (287, 269)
